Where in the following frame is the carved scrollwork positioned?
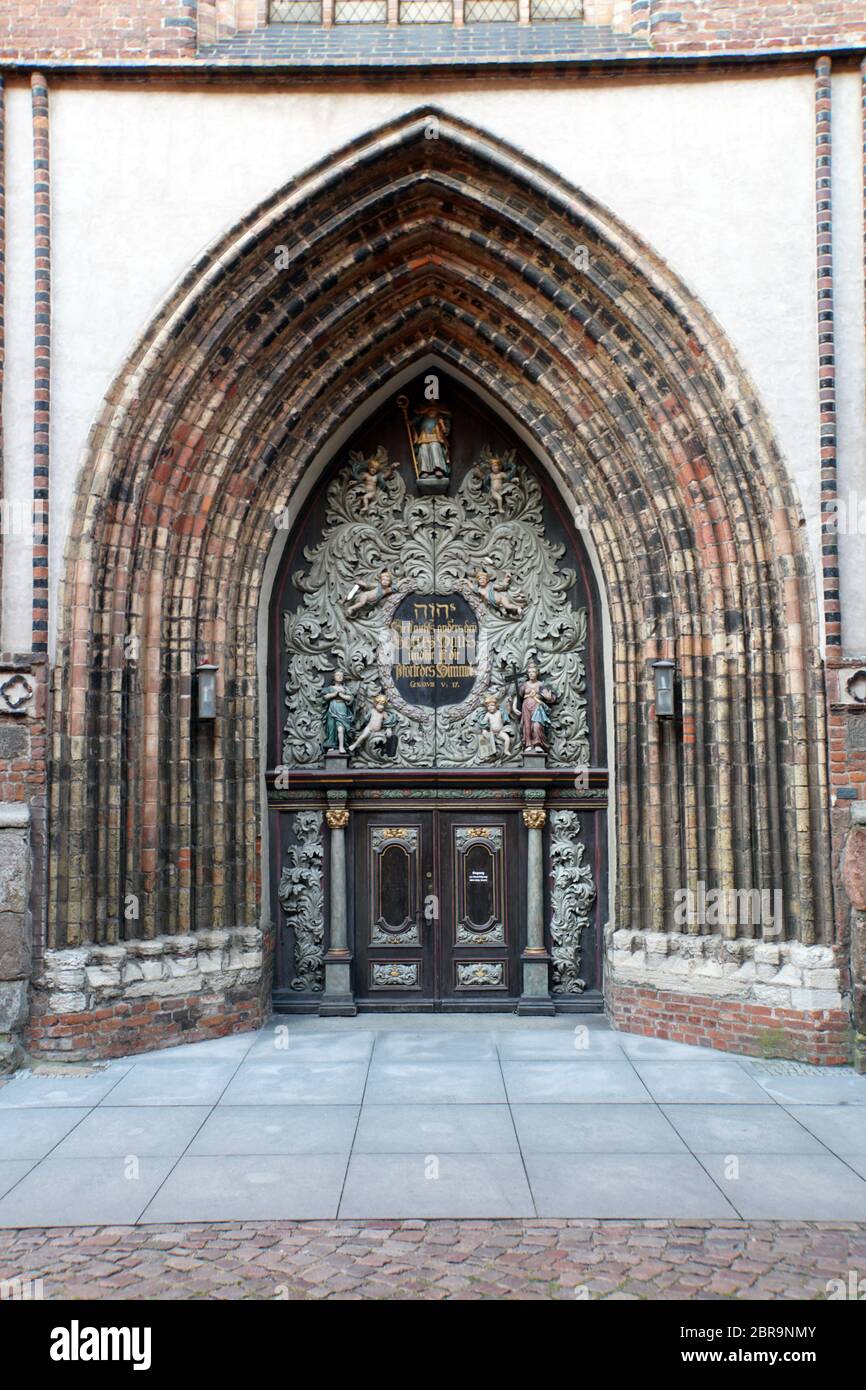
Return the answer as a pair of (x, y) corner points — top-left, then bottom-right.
(371, 826), (418, 851)
(277, 811), (325, 992)
(456, 962), (504, 989)
(454, 826), (503, 853)
(282, 445), (589, 769)
(549, 810), (596, 994)
(371, 962), (419, 989)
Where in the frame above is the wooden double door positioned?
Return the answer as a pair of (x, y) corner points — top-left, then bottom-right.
(353, 809), (522, 1007)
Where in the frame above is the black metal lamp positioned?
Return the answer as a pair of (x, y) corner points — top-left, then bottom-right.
(195, 663), (218, 721)
(651, 659), (676, 719)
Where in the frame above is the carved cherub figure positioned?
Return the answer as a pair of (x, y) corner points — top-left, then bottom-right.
(343, 568), (395, 618)
(474, 694), (513, 761)
(478, 446), (517, 515)
(349, 693), (397, 757)
(470, 565), (526, 619)
(349, 447), (393, 516)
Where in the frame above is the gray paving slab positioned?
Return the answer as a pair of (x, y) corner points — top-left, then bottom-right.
(524, 1153), (737, 1218)
(0, 1157), (175, 1228)
(247, 1028), (375, 1062)
(364, 1060), (505, 1104)
(5, 1017), (866, 1224)
(744, 1070), (866, 1106)
(219, 1060), (369, 1106)
(140, 1154), (349, 1223)
(121, 1034), (257, 1065)
(0, 1070), (130, 1109)
(501, 1059), (650, 1104)
(696, 1153), (866, 1220)
(661, 1103), (827, 1155)
(51, 1106), (210, 1159)
(496, 1026), (625, 1060)
(0, 1107), (90, 1160)
(631, 1061), (773, 1105)
(97, 1061), (238, 1108)
(339, 1152), (534, 1219)
(784, 1104), (866, 1155)
(617, 1034), (744, 1063)
(373, 1030), (497, 1061)
(510, 1103), (687, 1153)
(354, 1104), (517, 1153)
(0, 1161), (34, 1200)
(188, 1104), (359, 1155)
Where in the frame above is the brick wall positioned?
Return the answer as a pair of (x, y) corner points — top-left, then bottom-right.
(0, 1), (197, 61)
(0, 658), (47, 1072)
(648, 1), (866, 50)
(607, 982), (852, 1066)
(26, 927), (273, 1061)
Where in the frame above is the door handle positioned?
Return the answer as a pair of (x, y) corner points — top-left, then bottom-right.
(423, 872), (438, 926)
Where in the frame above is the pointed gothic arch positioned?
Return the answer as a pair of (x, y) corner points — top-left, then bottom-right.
(46, 106), (831, 987)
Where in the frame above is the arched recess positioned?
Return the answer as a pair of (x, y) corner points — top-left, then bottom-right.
(47, 106), (832, 963)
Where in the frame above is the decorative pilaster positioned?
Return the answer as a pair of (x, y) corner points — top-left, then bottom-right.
(31, 74), (49, 657)
(815, 56), (840, 649)
(320, 797), (356, 1015)
(518, 798), (554, 1015)
(0, 76), (5, 607)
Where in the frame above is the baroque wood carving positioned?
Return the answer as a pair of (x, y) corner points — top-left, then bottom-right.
(282, 447), (589, 769)
(548, 810), (596, 994)
(277, 811), (325, 992)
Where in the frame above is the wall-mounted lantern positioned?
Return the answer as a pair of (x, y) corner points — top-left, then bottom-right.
(651, 659), (676, 720)
(195, 663), (218, 721)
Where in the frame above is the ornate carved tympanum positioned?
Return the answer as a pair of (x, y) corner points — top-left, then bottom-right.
(282, 438), (589, 770)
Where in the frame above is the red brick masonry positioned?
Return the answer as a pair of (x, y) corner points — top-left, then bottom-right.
(0, 0), (196, 61)
(607, 983), (852, 1066)
(651, 1), (866, 51)
(24, 991), (265, 1063)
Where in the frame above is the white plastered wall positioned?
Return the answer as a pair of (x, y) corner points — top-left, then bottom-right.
(832, 70), (866, 654)
(2, 83), (36, 653)
(2, 69), (864, 656)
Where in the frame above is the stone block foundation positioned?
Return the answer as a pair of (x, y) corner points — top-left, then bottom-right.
(25, 926), (272, 1062)
(0, 803), (32, 1074)
(606, 929), (852, 1065)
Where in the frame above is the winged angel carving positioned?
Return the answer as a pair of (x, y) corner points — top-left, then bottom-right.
(282, 446), (590, 769)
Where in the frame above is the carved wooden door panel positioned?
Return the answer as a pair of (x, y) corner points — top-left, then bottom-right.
(353, 809), (521, 1007)
(354, 812), (435, 1002)
(437, 814), (519, 1002)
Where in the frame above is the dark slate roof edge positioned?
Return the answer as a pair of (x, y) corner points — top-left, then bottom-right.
(1, 40), (864, 76)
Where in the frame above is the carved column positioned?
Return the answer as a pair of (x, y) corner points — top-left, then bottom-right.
(320, 798), (356, 1016)
(518, 801), (554, 1015)
(843, 802), (866, 1073)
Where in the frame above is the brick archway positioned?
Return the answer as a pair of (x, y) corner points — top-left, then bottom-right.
(40, 108), (833, 1056)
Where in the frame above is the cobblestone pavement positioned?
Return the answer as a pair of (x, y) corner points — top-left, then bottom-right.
(2, 1220), (865, 1300)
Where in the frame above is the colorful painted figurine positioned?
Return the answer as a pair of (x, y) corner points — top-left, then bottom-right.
(322, 669), (355, 754)
(512, 661), (556, 754)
